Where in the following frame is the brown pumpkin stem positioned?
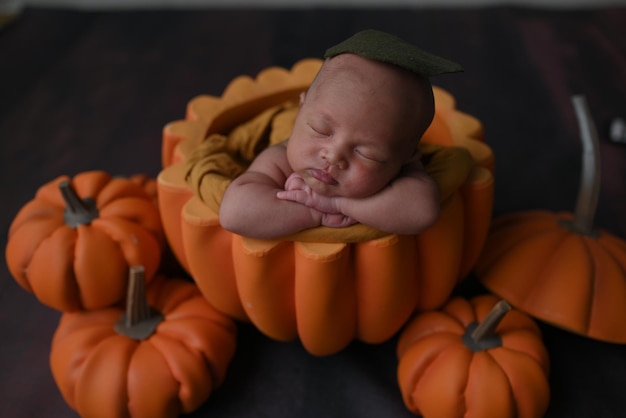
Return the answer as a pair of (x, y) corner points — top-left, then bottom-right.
(114, 265), (163, 340)
(463, 300), (511, 352)
(59, 180), (99, 228)
(562, 95), (601, 237)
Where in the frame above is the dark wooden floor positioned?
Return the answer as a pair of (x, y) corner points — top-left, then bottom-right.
(1, 6), (625, 418)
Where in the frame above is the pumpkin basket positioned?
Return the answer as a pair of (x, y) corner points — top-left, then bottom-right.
(157, 59), (495, 355)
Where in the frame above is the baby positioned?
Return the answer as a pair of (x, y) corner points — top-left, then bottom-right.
(219, 30), (462, 239)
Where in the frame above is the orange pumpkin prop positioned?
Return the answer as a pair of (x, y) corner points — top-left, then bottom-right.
(129, 173), (159, 207)
(475, 95), (626, 344)
(157, 59), (495, 355)
(50, 266), (237, 418)
(5, 170), (164, 312)
(397, 295), (550, 418)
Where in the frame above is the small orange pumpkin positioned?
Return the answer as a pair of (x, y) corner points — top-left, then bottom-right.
(397, 295), (550, 418)
(475, 96), (626, 343)
(5, 170), (164, 311)
(50, 266), (237, 418)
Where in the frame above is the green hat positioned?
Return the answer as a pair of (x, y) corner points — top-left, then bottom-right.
(324, 29), (463, 77)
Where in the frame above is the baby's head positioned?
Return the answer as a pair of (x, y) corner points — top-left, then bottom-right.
(286, 30), (462, 199)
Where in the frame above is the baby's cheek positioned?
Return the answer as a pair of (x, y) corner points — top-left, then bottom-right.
(348, 165), (394, 198)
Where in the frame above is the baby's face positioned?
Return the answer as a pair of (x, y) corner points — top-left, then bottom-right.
(286, 54), (434, 198)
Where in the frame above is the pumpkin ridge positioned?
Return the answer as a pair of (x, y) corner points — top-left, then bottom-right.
(55, 309), (122, 339)
(88, 175), (138, 206)
(485, 352), (524, 418)
(7, 199), (64, 235)
(481, 228), (569, 306)
(151, 282), (201, 313)
(582, 237), (626, 340)
(89, 217), (162, 280)
(147, 333), (214, 411)
(29, 227), (84, 310)
(50, 323), (113, 407)
(464, 351), (515, 418)
(157, 316), (238, 349)
(149, 280), (237, 335)
(160, 314), (238, 339)
(74, 335), (136, 415)
(401, 333), (463, 384)
(126, 342), (183, 418)
(163, 307), (237, 334)
(477, 219), (563, 276)
(34, 175), (70, 203)
(71, 171), (112, 200)
(509, 228), (573, 307)
(496, 316), (543, 340)
(596, 233), (626, 268)
(5, 217), (63, 289)
(522, 232), (595, 332)
(98, 197), (163, 232)
(72, 225), (130, 310)
(139, 337), (188, 410)
(443, 296), (478, 326)
(396, 312), (464, 357)
(51, 319), (118, 362)
(487, 348), (551, 418)
(417, 342), (472, 417)
(155, 319), (234, 387)
(497, 331), (551, 374)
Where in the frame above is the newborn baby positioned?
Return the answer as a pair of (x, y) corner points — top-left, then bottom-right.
(220, 30), (462, 239)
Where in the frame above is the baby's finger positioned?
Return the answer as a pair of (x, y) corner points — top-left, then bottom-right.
(276, 190), (307, 203)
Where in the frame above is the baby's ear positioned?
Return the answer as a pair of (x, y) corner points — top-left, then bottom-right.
(299, 91), (307, 105)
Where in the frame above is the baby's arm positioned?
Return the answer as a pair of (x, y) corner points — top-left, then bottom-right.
(219, 144), (325, 239)
(342, 162), (439, 234)
(278, 161), (439, 235)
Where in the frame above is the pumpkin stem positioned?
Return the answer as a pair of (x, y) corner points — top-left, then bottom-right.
(562, 95), (601, 237)
(114, 265), (163, 340)
(59, 180), (99, 228)
(463, 300), (511, 352)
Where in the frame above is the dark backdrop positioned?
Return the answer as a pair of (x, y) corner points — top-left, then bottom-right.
(1, 6), (625, 418)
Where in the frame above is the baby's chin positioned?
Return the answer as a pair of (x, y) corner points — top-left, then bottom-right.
(307, 181), (340, 197)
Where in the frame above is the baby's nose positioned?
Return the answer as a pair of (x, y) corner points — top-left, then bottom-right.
(323, 147), (348, 170)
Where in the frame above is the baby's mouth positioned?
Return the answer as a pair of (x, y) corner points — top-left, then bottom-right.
(309, 168), (338, 186)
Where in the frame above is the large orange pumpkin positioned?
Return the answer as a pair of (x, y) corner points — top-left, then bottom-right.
(5, 170), (164, 311)
(475, 95), (626, 343)
(50, 266), (237, 418)
(157, 59), (495, 355)
(397, 295), (550, 418)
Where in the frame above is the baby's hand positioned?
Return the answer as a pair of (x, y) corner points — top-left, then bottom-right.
(283, 172), (307, 192)
(278, 173), (357, 228)
(278, 173), (341, 214)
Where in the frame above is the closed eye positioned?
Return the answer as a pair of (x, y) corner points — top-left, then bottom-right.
(355, 148), (385, 164)
(308, 123), (331, 138)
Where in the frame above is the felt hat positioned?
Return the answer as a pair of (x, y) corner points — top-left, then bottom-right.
(324, 29), (463, 77)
